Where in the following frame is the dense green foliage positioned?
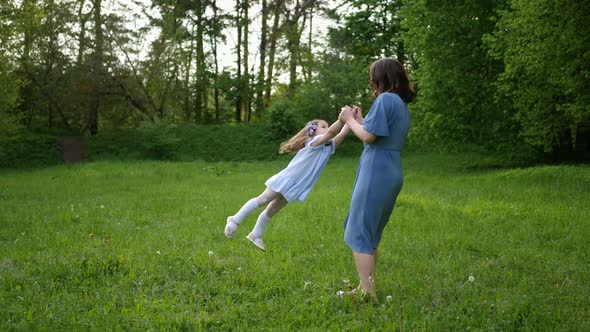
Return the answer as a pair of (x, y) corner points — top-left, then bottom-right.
(0, 123), (364, 168)
(400, 0), (508, 147)
(86, 123), (285, 162)
(327, 0), (406, 62)
(1, 154), (588, 329)
(1, 0), (588, 164)
(486, 0), (590, 157)
(393, 0), (589, 159)
(0, 130), (61, 168)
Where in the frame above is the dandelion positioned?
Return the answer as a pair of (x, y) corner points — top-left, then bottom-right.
(386, 295), (393, 302)
(336, 290), (345, 298)
(468, 275), (475, 282)
(208, 251), (214, 256)
(156, 251), (161, 255)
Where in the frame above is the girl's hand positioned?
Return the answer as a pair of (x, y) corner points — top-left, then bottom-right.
(339, 106), (354, 122)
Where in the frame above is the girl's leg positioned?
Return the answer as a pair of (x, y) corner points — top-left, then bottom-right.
(247, 195), (288, 251)
(231, 188), (281, 224)
(225, 188), (281, 239)
(250, 195), (288, 238)
(353, 251), (378, 301)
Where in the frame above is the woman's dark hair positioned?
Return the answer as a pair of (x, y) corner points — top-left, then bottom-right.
(370, 58), (416, 103)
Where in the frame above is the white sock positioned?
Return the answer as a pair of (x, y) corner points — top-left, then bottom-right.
(251, 210), (271, 238)
(232, 198), (261, 224)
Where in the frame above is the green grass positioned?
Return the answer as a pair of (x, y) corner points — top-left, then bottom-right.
(0, 153), (588, 330)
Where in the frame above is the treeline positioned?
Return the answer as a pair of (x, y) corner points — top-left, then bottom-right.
(0, 0), (588, 163)
(400, 0), (590, 160)
(1, 0), (324, 133)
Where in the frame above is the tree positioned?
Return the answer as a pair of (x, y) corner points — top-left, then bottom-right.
(255, 0), (268, 114)
(234, 0), (243, 123)
(0, 1), (20, 134)
(486, 0), (590, 160)
(328, 0), (406, 62)
(194, 0), (207, 124)
(88, 0), (104, 135)
(242, 0), (251, 122)
(282, 0), (318, 96)
(400, 0), (508, 146)
(264, 0), (283, 105)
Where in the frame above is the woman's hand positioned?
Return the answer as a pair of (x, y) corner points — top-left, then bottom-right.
(352, 106), (363, 123)
(339, 104), (376, 144)
(339, 105), (354, 123)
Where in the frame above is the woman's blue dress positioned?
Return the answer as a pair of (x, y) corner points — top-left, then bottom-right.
(344, 92), (410, 254)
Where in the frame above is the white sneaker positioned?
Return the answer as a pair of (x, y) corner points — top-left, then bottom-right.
(246, 233), (266, 251)
(224, 217), (238, 239)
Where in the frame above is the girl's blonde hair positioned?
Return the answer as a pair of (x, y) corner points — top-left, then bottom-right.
(279, 119), (322, 154)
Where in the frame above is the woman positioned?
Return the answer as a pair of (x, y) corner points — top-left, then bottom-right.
(339, 58), (415, 301)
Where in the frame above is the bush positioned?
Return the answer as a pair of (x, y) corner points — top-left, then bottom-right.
(85, 123), (286, 163)
(268, 99), (304, 139)
(0, 130), (61, 168)
(136, 121), (181, 160)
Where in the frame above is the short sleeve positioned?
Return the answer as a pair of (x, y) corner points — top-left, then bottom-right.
(308, 135), (336, 154)
(362, 95), (390, 137)
(306, 134), (321, 147)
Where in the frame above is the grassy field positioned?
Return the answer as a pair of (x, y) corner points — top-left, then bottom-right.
(0, 153), (589, 330)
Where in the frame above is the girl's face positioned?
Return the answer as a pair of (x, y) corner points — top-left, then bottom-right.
(314, 120), (329, 135)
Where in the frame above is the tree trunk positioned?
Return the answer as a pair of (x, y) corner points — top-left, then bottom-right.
(235, 0), (242, 123)
(19, 0), (34, 128)
(285, 0), (310, 96)
(184, 31), (194, 122)
(243, 0), (251, 122)
(305, 5), (313, 83)
(195, 0), (206, 124)
(286, 17), (301, 96)
(255, 0), (268, 113)
(265, 0), (282, 105)
(76, 0), (88, 65)
(211, 1), (221, 123)
(89, 0), (103, 135)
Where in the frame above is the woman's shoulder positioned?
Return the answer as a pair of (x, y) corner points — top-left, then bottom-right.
(378, 92), (404, 104)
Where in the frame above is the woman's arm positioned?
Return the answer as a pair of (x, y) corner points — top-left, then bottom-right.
(309, 119), (344, 147)
(340, 107), (377, 144)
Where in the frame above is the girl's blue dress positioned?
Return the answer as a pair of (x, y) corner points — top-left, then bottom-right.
(265, 135), (335, 203)
(344, 92), (410, 254)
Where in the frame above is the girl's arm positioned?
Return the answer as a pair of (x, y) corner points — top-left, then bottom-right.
(333, 124), (350, 146)
(340, 108), (376, 144)
(309, 119), (345, 147)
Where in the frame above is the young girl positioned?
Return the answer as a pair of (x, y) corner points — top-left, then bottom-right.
(224, 117), (354, 251)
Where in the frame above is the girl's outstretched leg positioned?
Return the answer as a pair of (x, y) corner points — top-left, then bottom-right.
(225, 188), (281, 239)
(246, 195), (288, 251)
